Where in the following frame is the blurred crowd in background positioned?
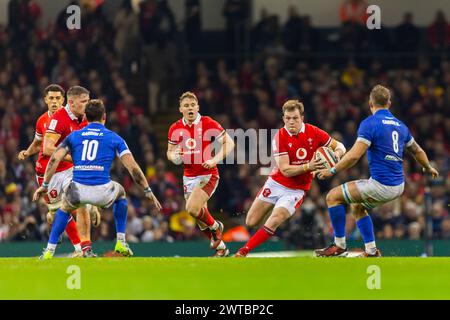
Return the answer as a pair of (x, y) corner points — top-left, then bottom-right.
(0, 0), (448, 249)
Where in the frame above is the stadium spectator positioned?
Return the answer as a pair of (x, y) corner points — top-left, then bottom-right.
(395, 13), (420, 52)
(427, 10), (450, 51)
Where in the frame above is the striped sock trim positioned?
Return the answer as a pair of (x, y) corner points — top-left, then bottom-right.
(263, 226), (275, 236)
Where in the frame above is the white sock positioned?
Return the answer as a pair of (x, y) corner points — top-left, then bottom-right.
(209, 221), (219, 231)
(334, 237), (347, 249)
(117, 233), (126, 242)
(365, 241), (377, 254)
(47, 243), (57, 251)
(216, 241), (226, 250)
(74, 243), (81, 252)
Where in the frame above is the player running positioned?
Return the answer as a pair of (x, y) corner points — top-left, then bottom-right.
(17, 84), (84, 257)
(234, 100), (347, 257)
(315, 85), (439, 257)
(34, 99), (162, 259)
(167, 92), (235, 257)
(41, 85), (100, 257)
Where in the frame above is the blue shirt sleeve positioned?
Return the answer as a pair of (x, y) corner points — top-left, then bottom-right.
(405, 127), (414, 147)
(114, 134), (131, 157)
(357, 118), (373, 146)
(60, 134), (73, 151)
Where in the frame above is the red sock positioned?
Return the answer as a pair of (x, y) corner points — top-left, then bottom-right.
(243, 226), (275, 253)
(81, 240), (92, 252)
(196, 208), (215, 227)
(198, 223), (212, 239)
(65, 217), (81, 246)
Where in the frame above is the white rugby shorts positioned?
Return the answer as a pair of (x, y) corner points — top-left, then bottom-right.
(64, 180), (124, 209)
(183, 174), (219, 199)
(343, 178), (404, 209)
(257, 177), (305, 215)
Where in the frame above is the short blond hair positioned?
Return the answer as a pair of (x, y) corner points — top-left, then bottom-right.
(179, 91), (198, 104)
(370, 85), (391, 107)
(282, 100), (304, 115)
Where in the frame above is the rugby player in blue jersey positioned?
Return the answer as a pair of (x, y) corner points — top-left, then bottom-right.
(315, 85), (439, 257)
(34, 99), (162, 259)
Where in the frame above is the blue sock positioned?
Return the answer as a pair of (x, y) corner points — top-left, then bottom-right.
(48, 209), (71, 245)
(113, 198), (128, 234)
(356, 215), (375, 244)
(329, 205), (346, 238)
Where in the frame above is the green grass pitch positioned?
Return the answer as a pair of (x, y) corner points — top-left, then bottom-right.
(1, 256), (450, 299)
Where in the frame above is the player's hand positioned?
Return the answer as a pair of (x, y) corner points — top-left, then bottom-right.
(32, 186), (48, 202)
(18, 150), (28, 160)
(202, 159), (217, 169)
(146, 192), (162, 211)
(423, 165), (439, 179)
(308, 157), (327, 171)
(334, 150), (343, 162)
(171, 147), (183, 165)
(317, 169), (333, 180)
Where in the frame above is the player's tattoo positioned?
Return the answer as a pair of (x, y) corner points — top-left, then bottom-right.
(130, 167), (147, 188)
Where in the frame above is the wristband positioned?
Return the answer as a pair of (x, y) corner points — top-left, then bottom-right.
(144, 187), (152, 194)
(42, 181), (49, 188)
(330, 167), (337, 175)
(303, 163), (309, 172)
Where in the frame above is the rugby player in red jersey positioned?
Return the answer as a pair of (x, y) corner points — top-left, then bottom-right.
(167, 92), (235, 257)
(42, 86), (99, 257)
(234, 100), (347, 257)
(17, 84), (85, 256)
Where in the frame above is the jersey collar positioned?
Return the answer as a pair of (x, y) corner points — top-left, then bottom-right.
(64, 105), (78, 121)
(87, 122), (104, 128)
(374, 108), (391, 116)
(182, 113), (201, 126)
(284, 122), (305, 137)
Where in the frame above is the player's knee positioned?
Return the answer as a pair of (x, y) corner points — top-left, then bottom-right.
(352, 204), (367, 220)
(186, 202), (201, 218)
(245, 215), (258, 228)
(326, 190), (339, 206)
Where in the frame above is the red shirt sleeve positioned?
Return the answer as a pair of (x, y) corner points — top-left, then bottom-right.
(204, 117), (225, 139)
(272, 130), (288, 156)
(168, 123), (181, 145)
(46, 113), (67, 135)
(314, 126), (332, 147)
(35, 116), (44, 141)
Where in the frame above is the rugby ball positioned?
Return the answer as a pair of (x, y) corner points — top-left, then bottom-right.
(314, 147), (338, 169)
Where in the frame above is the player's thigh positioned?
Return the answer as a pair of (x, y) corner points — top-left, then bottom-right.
(246, 198), (274, 228)
(185, 187), (210, 215)
(326, 180), (364, 206)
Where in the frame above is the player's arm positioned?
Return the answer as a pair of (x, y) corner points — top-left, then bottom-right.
(328, 138), (347, 160)
(203, 132), (235, 169)
(167, 142), (183, 165)
(43, 132), (72, 162)
(275, 154), (326, 177)
(120, 153), (162, 210)
(32, 145), (69, 201)
(317, 141), (368, 179)
(18, 138), (42, 160)
(406, 140), (439, 179)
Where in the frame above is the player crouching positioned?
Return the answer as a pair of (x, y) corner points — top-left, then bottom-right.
(33, 100), (162, 259)
(234, 100), (346, 257)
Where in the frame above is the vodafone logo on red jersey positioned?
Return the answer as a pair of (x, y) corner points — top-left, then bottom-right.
(296, 148), (307, 160)
(185, 138), (197, 150)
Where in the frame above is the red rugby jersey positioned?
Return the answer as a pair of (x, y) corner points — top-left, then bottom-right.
(270, 123), (331, 190)
(168, 114), (225, 177)
(36, 105), (87, 175)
